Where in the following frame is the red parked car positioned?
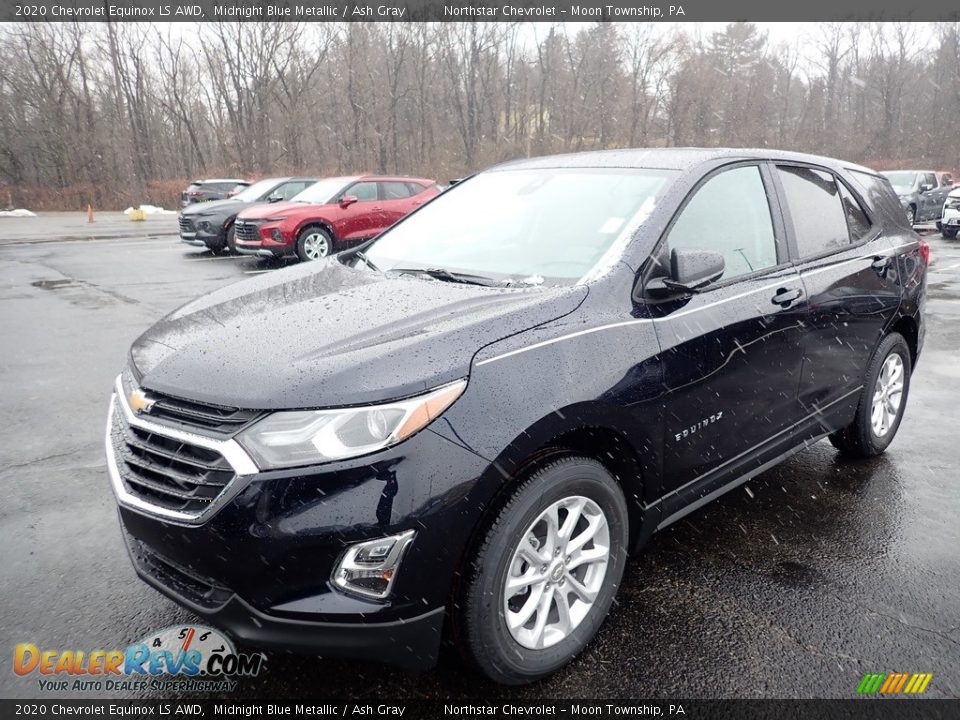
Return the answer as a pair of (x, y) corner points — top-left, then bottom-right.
(234, 175), (440, 261)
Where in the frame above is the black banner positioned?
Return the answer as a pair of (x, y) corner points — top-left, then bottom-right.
(1, 700), (959, 719)
(2, 0), (960, 23)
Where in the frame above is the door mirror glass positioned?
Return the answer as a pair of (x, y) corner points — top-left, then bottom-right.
(339, 195), (358, 209)
(267, 194), (283, 203)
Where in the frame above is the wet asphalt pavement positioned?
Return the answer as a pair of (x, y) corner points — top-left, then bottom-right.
(0, 212), (957, 700)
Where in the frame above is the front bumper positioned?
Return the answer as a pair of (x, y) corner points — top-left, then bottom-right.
(122, 527), (443, 669)
(940, 207), (960, 227)
(105, 383), (489, 668)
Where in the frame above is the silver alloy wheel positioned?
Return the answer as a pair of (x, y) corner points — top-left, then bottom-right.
(871, 353), (905, 438)
(906, 206), (916, 226)
(302, 232), (329, 260)
(503, 495), (610, 650)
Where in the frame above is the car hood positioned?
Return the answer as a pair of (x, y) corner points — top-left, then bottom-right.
(181, 198), (250, 217)
(238, 201), (330, 220)
(947, 188), (960, 199)
(131, 260), (587, 410)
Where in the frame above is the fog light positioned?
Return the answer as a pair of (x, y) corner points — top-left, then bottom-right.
(271, 229), (283, 242)
(332, 530), (415, 600)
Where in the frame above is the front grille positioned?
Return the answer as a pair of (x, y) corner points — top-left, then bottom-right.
(146, 394), (261, 434)
(178, 216), (194, 234)
(111, 404), (235, 514)
(235, 221), (260, 243)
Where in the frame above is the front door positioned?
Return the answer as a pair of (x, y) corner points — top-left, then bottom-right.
(336, 181), (384, 242)
(651, 164), (807, 511)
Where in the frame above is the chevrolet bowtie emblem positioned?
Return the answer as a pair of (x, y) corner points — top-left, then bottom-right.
(129, 388), (157, 414)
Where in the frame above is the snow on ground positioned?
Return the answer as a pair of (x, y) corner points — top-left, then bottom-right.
(0, 208), (37, 217)
(123, 205), (176, 215)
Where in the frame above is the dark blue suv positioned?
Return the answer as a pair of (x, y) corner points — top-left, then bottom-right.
(106, 148), (927, 684)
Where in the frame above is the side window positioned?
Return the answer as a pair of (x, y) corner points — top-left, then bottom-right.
(276, 181), (309, 200)
(380, 182), (412, 200)
(405, 182), (426, 196)
(837, 182), (873, 242)
(667, 165), (778, 281)
(942, 174), (953, 187)
(346, 182), (378, 202)
(923, 173), (937, 189)
(776, 166), (850, 258)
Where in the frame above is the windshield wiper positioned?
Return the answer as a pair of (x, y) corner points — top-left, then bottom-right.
(354, 250), (381, 273)
(392, 267), (507, 287)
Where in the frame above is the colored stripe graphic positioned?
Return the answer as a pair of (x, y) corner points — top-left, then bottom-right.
(858, 672), (932, 694)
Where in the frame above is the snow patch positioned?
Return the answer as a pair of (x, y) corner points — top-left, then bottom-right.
(123, 204), (176, 215)
(0, 208), (37, 217)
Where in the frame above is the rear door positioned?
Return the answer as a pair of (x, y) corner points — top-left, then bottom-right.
(920, 172), (940, 222)
(378, 181), (416, 228)
(773, 164), (901, 422)
(653, 163), (807, 510)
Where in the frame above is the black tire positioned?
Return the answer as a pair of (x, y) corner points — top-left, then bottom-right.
(295, 226), (334, 262)
(460, 457), (629, 685)
(205, 238), (226, 255)
(225, 224), (238, 254)
(942, 227), (958, 239)
(829, 332), (911, 458)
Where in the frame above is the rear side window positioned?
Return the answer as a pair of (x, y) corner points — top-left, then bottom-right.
(667, 165), (778, 281)
(380, 182), (412, 200)
(776, 166), (850, 258)
(405, 182), (427, 196)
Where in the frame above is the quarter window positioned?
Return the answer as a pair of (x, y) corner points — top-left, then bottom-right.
(837, 182), (872, 242)
(667, 165), (778, 281)
(776, 166), (850, 258)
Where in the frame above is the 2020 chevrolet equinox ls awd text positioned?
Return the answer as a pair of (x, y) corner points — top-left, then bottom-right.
(106, 149), (927, 684)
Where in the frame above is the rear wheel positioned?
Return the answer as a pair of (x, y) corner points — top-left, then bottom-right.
(905, 205), (916, 226)
(296, 227), (333, 262)
(460, 457), (628, 685)
(829, 333), (911, 457)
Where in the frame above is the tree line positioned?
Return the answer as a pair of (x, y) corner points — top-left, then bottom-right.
(1, 21), (958, 210)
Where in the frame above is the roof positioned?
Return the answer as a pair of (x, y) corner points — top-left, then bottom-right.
(492, 147), (878, 175)
(191, 178), (248, 184)
(356, 175), (436, 184)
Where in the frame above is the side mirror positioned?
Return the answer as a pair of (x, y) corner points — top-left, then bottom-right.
(648, 248), (725, 295)
(339, 195), (358, 209)
(920, 183), (934, 193)
(267, 194), (283, 203)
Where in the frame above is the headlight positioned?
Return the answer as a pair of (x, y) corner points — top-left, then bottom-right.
(261, 217), (287, 223)
(236, 379), (467, 469)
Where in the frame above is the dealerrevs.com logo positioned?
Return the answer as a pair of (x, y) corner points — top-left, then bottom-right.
(13, 625), (264, 693)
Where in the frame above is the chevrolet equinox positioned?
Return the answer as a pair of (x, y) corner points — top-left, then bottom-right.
(106, 149), (927, 684)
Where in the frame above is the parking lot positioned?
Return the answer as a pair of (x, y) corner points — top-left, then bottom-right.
(0, 211), (958, 700)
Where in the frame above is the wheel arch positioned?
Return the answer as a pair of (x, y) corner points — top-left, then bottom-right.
(295, 218), (337, 242)
(888, 314), (919, 365)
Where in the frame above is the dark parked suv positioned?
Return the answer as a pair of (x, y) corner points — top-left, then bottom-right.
(106, 149), (927, 684)
(179, 177), (319, 254)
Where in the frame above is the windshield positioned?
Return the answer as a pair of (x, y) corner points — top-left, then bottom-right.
(364, 168), (674, 285)
(292, 177), (356, 204)
(233, 179), (282, 202)
(882, 171), (918, 192)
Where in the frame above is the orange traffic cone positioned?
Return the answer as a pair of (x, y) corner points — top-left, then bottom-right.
(87, 204), (95, 223)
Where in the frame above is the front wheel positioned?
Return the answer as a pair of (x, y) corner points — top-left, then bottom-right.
(905, 205), (916, 226)
(942, 226), (958, 239)
(829, 332), (911, 457)
(459, 457), (628, 684)
(296, 227), (333, 262)
(225, 225), (238, 254)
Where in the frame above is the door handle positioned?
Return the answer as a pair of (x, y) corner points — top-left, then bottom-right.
(871, 255), (891, 271)
(771, 287), (802, 306)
